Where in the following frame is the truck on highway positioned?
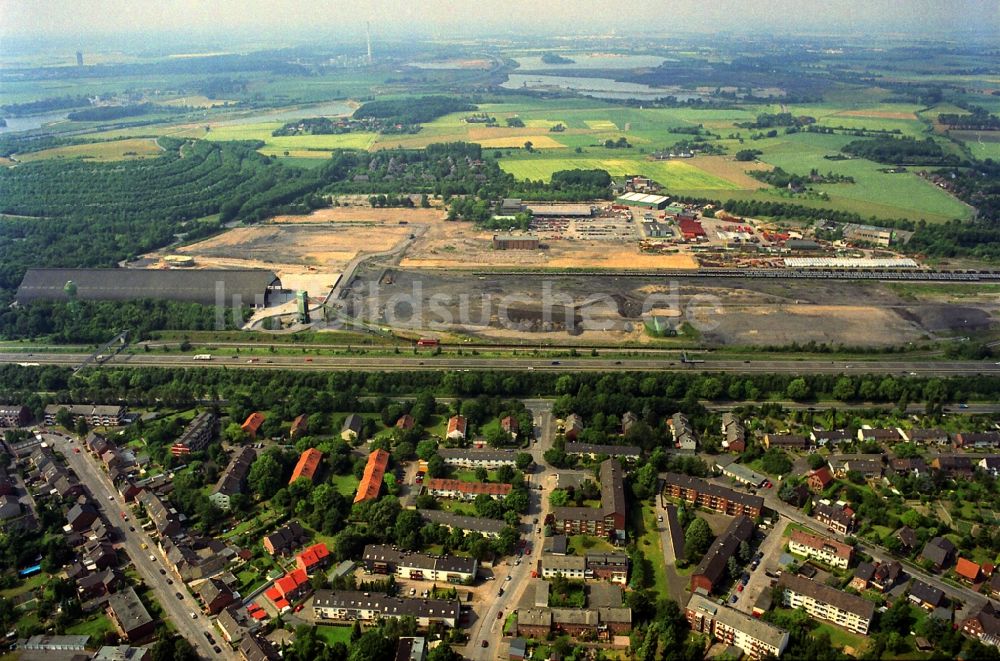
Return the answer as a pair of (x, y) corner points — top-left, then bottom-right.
(193, 354), (213, 361)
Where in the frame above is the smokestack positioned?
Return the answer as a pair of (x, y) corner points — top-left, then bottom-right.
(366, 22), (373, 65)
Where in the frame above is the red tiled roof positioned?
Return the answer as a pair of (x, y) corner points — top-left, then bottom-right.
(447, 416), (467, 436)
(355, 449), (390, 504)
(425, 478), (512, 497)
(241, 412), (265, 433)
(808, 467), (833, 487)
(678, 218), (706, 237)
(296, 542), (330, 572)
(274, 599), (289, 610)
(250, 609), (268, 620)
(289, 448), (323, 484)
(956, 557), (982, 581)
(264, 588), (281, 602)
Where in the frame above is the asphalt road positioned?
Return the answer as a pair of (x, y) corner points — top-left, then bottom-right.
(45, 431), (236, 660)
(464, 400), (555, 660)
(4, 352), (1000, 376)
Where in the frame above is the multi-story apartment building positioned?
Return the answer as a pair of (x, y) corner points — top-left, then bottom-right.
(662, 473), (764, 518)
(436, 448), (518, 469)
(788, 530), (853, 569)
(777, 573), (874, 634)
(423, 478), (512, 501)
(552, 460), (627, 542)
(686, 594), (789, 660)
(362, 544), (478, 583)
(312, 590), (460, 628)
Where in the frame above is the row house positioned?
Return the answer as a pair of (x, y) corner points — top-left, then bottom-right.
(417, 509), (507, 538)
(813, 502), (855, 535)
(436, 448), (518, 469)
(671, 413), (697, 451)
(423, 478), (512, 501)
(363, 544), (478, 583)
(763, 433), (810, 451)
(850, 560), (902, 592)
(721, 413), (746, 453)
(811, 429), (850, 447)
(515, 606), (632, 640)
(263, 520), (308, 556)
(313, 590), (461, 628)
(45, 404), (126, 428)
(210, 446), (256, 512)
(564, 443), (641, 461)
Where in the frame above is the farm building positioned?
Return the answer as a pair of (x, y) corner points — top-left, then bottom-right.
(16, 268), (284, 308)
(493, 234), (540, 250)
(615, 192), (669, 209)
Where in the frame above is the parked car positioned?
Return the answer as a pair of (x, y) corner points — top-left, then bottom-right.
(481, 640), (489, 648)
(730, 594), (738, 603)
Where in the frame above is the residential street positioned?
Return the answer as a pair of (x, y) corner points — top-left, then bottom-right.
(706, 474), (990, 613)
(45, 431), (237, 660)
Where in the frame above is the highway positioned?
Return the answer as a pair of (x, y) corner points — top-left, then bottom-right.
(4, 351), (1000, 376)
(44, 431), (237, 660)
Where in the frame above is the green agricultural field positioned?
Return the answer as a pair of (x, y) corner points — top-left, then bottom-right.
(203, 122), (377, 151)
(15, 138), (164, 162)
(500, 153), (740, 190)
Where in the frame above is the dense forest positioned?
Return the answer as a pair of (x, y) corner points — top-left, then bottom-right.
(938, 106), (1000, 131)
(508, 168), (614, 201)
(0, 139), (340, 297)
(0, 95), (91, 116)
(748, 166), (854, 188)
(841, 136), (962, 166)
(353, 96), (476, 126)
(1, 364), (997, 423)
(66, 103), (174, 122)
(0, 299), (245, 342)
(540, 53), (575, 64)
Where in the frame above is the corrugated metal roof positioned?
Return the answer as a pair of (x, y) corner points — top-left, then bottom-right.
(16, 268), (281, 306)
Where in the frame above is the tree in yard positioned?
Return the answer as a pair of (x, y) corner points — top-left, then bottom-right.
(807, 453), (827, 470)
(496, 464), (515, 484)
(523, 140), (533, 152)
(515, 452), (533, 470)
(684, 517), (713, 562)
(549, 489), (571, 507)
(248, 451), (284, 499)
(761, 448), (792, 475)
(55, 408), (73, 430)
(416, 439), (438, 461)
(426, 454), (446, 478)
(475, 467), (488, 482)
(74, 417), (89, 436)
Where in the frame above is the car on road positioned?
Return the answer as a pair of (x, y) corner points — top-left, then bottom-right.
(551, 361), (560, 365)
(129, 526), (135, 532)
(485, 576), (495, 581)
(294, 604), (304, 613)
(190, 612), (197, 619)
(730, 594), (738, 603)
(167, 579), (173, 584)
(140, 543), (147, 549)
(741, 572), (750, 583)
(213, 646), (222, 654)
(481, 641), (489, 648)
(410, 588), (417, 595)
(737, 584), (744, 592)
(73, 448), (80, 453)
(657, 515), (663, 522)
(959, 403), (969, 409)
(498, 588), (504, 596)
(505, 575), (512, 581)
(204, 632), (214, 642)
(108, 494), (114, 500)
(176, 592), (184, 599)
(497, 610), (504, 619)
(149, 555), (156, 562)
(159, 568), (166, 575)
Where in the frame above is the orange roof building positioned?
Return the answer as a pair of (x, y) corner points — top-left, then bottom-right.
(241, 412), (265, 440)
(354, 449), (390, 504)
(296, 542), (331, 574)
(289, 448), (323, 485)
(956, 557), (982, 582)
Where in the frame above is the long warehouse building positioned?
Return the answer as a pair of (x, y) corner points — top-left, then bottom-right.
(16, 268), (284, 307)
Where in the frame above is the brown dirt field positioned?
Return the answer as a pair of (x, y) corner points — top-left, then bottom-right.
(271, 206), (446, 224)
(690, 156), (773, 189)
(0, 156), (15, 167)
(836, 110), (917, 120)
(476, 135), (566, 149)
(706, 304), (925, 346)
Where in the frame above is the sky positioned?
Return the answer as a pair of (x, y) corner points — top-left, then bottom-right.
(1, 0), (997, 47)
